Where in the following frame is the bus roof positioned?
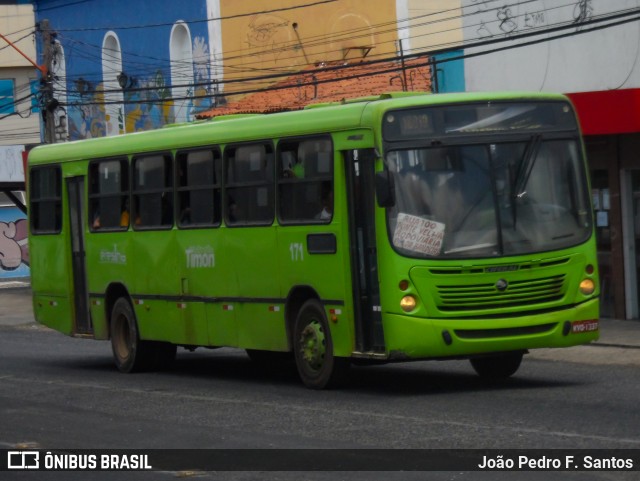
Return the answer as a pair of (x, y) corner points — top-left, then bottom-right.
(28, 91), (571, 165)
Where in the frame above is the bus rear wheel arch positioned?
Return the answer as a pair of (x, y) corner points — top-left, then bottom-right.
(293, 299), (349, 389)
(110, 297), (176, 373)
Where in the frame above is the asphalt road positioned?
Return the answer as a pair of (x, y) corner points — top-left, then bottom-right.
(1, 287), (639, 480)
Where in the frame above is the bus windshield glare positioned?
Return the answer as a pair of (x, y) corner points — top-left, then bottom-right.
(383, 102), (593, 259)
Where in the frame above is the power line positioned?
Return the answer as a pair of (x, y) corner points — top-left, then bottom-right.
(46, 0), (589, 88)
(58, 7), (640, 109)
(51, 0), (339, 32)
(49, 5), (640, 104)
(37, 0), (559, 89)
(5, 0), (637, 143)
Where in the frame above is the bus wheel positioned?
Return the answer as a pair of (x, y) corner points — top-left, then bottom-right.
(110, 298), (175, 372)
(293, 299), (349, 389)
(470, 352), (524, 379)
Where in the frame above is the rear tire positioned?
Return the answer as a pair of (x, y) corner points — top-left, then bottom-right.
(470, 352), (524, 379)
(110, 297), (175, 372)
(293, 299), (349, 389)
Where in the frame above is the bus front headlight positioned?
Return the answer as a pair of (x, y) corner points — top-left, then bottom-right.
(400, 295), (417, 312)
(579, 278), (595, 295)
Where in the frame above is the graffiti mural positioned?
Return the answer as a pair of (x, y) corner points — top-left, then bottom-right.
(66, 36), (215, 141)
(0, 215), (29, 278)
(68, 76), (174, 141)
(192, 36), (215, 115)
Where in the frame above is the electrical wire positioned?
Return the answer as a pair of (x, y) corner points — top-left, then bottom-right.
(50, 0), (339, 32)
(52, 6), (640, 103)
(3, 0), (639, 142)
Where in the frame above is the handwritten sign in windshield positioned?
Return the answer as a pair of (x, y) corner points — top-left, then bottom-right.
(393, 213), (445, 256)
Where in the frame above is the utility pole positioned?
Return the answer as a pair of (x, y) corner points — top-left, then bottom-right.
(38, 19), (58, 144)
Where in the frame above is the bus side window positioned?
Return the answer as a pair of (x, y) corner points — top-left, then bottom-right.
(277, 137), (333, 224)
(132, 154), (173, 229)
(224, 143), (274, 226)
(177, 148), (221, 228)
(88, 158), (129, 231)
(30, 165), (62, 234)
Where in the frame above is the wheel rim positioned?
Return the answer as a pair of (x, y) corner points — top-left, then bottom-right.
(113, 314), (132, 362)
(299, 319), (326, 372)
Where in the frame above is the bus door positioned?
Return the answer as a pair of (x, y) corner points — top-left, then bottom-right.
(345, 149), (385, 353)
(66, 176), (92, 334)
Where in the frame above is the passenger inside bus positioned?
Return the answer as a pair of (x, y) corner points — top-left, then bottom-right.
(316, 183), (333, 221)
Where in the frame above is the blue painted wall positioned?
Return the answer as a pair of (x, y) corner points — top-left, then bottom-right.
(34, 0), (215, 139)
(432, 50), (465, 93)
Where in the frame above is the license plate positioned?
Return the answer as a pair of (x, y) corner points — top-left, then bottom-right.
(571, 319), (599, 334)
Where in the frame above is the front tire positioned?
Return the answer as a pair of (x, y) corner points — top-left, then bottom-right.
(110, 297), (176, 372)
(293, 299), (349, 389)
(470, 351), (524, 379)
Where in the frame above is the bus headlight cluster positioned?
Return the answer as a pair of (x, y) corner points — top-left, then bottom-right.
(579, 264), (596, 296)
(400, 295), (417, 312)
(579, 278), (595, 295)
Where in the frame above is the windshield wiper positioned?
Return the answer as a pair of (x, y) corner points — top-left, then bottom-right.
(512, 134), (542, 227)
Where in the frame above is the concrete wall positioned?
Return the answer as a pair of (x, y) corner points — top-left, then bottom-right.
(461, 0), (640, 93)
(0, 4), (40, 146)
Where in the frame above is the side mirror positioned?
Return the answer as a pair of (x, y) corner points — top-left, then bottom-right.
(375, 170), (395, 208)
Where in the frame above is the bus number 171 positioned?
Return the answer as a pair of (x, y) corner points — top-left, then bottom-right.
(289, 242), (304, 262)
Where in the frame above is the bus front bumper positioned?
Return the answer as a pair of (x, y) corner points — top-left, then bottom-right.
(382, 299), (600, 361)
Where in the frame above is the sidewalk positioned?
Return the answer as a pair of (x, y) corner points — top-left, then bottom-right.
(0, 281), (33, 327)
(593, 318), (640, 348)
(1, 283), (639, 348)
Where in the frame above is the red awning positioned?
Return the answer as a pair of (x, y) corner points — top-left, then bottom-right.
(566, 89), (640, 136)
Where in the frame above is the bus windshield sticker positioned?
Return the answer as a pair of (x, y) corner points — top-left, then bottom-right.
(392, 213), (445, 256)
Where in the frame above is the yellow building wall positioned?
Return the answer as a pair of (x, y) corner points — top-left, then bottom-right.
(219, 0), (400, 95)
(403, 0), (463, 54)
(0, 5), (36, 67)
(0, 5), (41, 146)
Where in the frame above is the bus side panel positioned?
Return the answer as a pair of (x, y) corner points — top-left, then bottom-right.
(30, 219), (74, 335)
(176, 228), (238, 348)
(85, 232), (133, 340)
(229, 227), (288, 351)
(89, 301), (108, 339)
(205, 304), (238, 347)
(129, 230), (206, 344)
(276, 221), (354, 357)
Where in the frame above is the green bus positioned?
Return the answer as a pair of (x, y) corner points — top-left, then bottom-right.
(27, 92), (599, 389)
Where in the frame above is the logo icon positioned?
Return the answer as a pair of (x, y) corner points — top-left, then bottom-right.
(7, 451), (39, 469)
(495, 279), (509, 292)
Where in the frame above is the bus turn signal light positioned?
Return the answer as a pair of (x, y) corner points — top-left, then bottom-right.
(579, 278), (595, 295)
(400, 295), (417, 312)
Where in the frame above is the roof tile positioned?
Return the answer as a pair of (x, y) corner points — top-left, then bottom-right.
(196, 57), (432, 119)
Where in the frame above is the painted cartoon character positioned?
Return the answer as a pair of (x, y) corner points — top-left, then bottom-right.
(0, 219), (29, 271)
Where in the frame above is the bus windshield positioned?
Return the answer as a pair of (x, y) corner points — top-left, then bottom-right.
(385, 138), (592, 259)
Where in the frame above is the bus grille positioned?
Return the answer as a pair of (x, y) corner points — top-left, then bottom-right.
(436, 274), (566, 311)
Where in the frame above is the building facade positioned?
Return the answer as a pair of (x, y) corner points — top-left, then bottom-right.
(32, 0), (467, 140)
(458, 0), (640, 319)
(0, 1), (35, 280)
(33, 0), (217, 140)
(0, 2), (40, 147)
